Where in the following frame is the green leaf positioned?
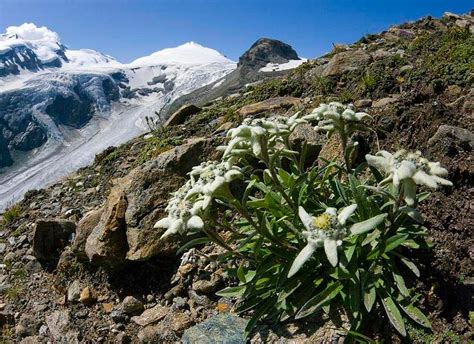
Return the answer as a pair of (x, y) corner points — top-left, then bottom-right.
(398, 256), (420, 277)
(399, 206), (424, 223)
(176, 237), (210, 255)
(400, 303), (431, 328)
(385, 234), (409, 253)
(237, 264), (246, 283)
(392, 270), (410, 297)
(380, 294), (406, 336)
(216, 285), (246, 297)
(346, 330), (376, 343)
(350, 213), (388, 235)
(362, 229), (380, 246)
(296, 281), (343, 319)
(330, 267), (353, 280)
(364, 287), (376, 312)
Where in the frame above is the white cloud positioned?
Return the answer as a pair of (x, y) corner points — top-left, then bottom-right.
(5, 23), (60, 43)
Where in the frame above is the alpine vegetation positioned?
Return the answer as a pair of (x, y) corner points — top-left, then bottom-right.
(155, 102), (452, 337)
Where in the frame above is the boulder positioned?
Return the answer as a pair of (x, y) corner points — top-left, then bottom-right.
(322, 50), (372, 77)
(71, 208), (102, 260)
(181, 313), (248, 344)
(85, 187), (129, 267)
(237, 97), (302, 117)
(79, 137), (218, 266)
(124, 137), (218, 261)
(32, 219), (76, 261)
(164, 104), (201, 127)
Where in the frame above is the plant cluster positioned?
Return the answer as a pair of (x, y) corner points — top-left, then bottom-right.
(155, 102), (452, 337)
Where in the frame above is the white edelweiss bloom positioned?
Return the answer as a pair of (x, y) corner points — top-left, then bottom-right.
(154, 181), (205, 238)
(223, 123), (267, 158)
(302, 102), (370, 136)
(288, 204), (358, 277)
(366, 150), (453, 205)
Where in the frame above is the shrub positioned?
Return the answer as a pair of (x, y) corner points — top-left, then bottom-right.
(156, 102), (452, 337)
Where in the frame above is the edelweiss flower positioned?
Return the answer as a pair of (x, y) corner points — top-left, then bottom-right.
(155, 161), (242, 238)
(189, 161), (242, 208)
(154, 181), (205, 238)
(223, 124), (267, 157)
(221, 115), (306, 158)
(366, 150), (452, 205)
(288, 204), (357, 277)
(303, 102), (371, 135)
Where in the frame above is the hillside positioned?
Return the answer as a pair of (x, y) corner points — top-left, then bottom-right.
(0, 11), (473, 343)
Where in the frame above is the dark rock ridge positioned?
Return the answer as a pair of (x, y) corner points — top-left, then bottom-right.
(0, 43), (66, 77)
(165, 38), (302, 114)
(238, 37), (299, 74)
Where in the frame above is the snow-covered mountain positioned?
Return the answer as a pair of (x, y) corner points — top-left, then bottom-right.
(0, 23), (236, 210)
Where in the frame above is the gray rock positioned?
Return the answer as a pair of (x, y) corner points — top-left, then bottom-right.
(121, 296), (144, 315)
(67, 280), (82, 302)
(164, 104), (201, 127)
(45, 310), (78, 343)
(428, 125), (474, 151)
(32, 219), (76, 260)
(372, 96), (400, 108)
(110, 309), (129, 324)
(130, 305), (169, 327)
(181, 313), (248, 344)
(322, 50), (372, 76)
(354, 99), (372, 108)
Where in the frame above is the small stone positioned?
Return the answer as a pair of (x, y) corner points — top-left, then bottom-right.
(192, 274), (221, 294)
(188, 290), (211, 307)
(0, 243), (6, 254)
(67, 280), (82, 302)
(130, 305), (169, 327)
(354, 99), (372, 108)
(372, 95), (400, 108)
(121, 296), (144, 315)
(102, 303), (114, 313)
(181, 313), (247, 344)
(3, 252), (15, 262)
(172, 296), (187, 309)
(110, 309), (128, 323)
(39, 325), (48, 336)
(146, 294), (154, 303)
(79, 286), (96, 305)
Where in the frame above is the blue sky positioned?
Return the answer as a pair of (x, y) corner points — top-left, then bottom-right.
(0, 0), (472, 63)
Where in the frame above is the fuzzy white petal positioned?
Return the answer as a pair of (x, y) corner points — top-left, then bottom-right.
(298, 206), (313, 230)
(288, 244), (316, 277)
(338, 204), (357, 225)
(324, 239), (339, 267)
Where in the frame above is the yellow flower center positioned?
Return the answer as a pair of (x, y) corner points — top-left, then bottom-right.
(313, 213), (331, 230)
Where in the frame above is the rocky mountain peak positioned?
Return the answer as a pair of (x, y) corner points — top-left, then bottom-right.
(237, 38), (299, 71)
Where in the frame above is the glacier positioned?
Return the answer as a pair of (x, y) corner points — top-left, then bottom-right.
(0, 24), (236, 210)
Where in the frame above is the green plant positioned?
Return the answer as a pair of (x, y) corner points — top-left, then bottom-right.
(360, 72), (377, 93)
(156, 102), (452, 337)
(2, 205), (21, 224)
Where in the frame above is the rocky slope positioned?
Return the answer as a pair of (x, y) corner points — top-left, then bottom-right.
(0, 11), (473, 343)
